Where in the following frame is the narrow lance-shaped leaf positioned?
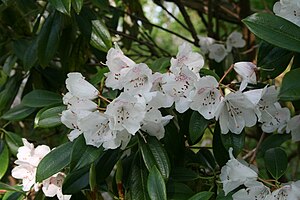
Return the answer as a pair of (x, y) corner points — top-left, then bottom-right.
(0, 141), (9, 179)
(90, 20), (112, 52)
(22, 90), (62, 108)
(49, 0), (71, 15)
(147, 166), (167, 200)
(278, 68), (300, 101)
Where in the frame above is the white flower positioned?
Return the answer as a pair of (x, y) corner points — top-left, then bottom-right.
(66, 72), (99, 100)
(233, 62), (257, 91)
(286, 115), (300, 142)
(208, 44), (227, 63)
(163, 67), (197, 113)
(220, 148), (258, 195)
(226, 31), (246, 52)
(61, 110), (84, 141)
(122, 63), (153, 95)
(105, 44), (135, 90)
(266, 181), (300, 200)
(42, 173), (71, 200)
(232, 181), (271, 200)
(273, 0), (300, 27)
(11, 162), (38, 191)
(215, 91), (258, 134)
(170, 42), (204, 75)
(102, 130), (131, 150)
(198, 35), (215, 54)
(261, 102), (290, 133)
(105, 92), (146, 135)
(189, 76), (222, 119)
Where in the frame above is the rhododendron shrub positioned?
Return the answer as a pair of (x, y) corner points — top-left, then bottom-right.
(0, 1), (300, 200)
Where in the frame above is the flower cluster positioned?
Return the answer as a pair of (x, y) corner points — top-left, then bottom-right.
(221, 148), (300, 200)
(273, 0), (300, 27)
(11, 139), (71, 200)
(61, 41), (300, 148)
(198, 31), (246, 62)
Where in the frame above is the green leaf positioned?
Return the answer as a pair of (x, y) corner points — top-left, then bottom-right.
(72, 0), (83, 14)
(37, 12), (62, 66)
(278, 68), (300, 101)
(90, 20), (112, 52)
(95, 149), (120, 182)
(200, 68), (220, 81)
(22, 90), (62, 108)
(4, 132), (23, 156)
(49, 0), (71, 15)
(129, 152), (150, 200)
(188, 191), (213, 200)
(149, 57), (170, 73)
(213, 123), (229, 167)
(23, 39), (38, 71)
(147, 166), (167, 200)
(140, 136), (170, 180)
(70, 135), (103, 171)
(243, 13), (300, 53)
(196, 149), (216, 170)
(0, 141), (9, 179)
(36, 142), (72, 182)
(1, 104), (36, 121)
(221, 131), (245, 156)
(170, 167), (199, 181)
(34, 105), (66, 128)
(167, 182), (194, 200)
(62, 166), (90, 194)
(264, 147), (288, 180)
(3, 55), (17, 75)
(257, 41), (293, 79)
(0, 182), (24, 193)
(189, 111), (209, 144)
(257, 134), (291, 158)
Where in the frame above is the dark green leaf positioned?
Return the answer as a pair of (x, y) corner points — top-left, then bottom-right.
(37, 12), (62, 66)
(243, 13), (300, 53)
(221, 131), (245, 156)
(196, 149), (216, 170)
(213, 123), (229, 167)
(70, 135), (103, 171)
(147, 166), (167, 200)
(49, 0), (71, 15)
(72, 0), (83, 14)
(36, 142), (72, 182)
(257, 134), (291, 158)
(278, 68), (300, 101)
(140, 136), (170, 180)
(23, 38), (38, 71)
(0, 141), (9, 179)
(22, 90), (62, 108)
(200, 68), (220, 81)
(189, 111), (209, 145)
(34, 105), (66, 128)
(95, 149), (120, 182)
(62, 166), (90, 194)
(167, 182), (194, 200)
(90, 20), (112, 52)
(150, 57), (170, 73)
(170, 167), (199, 182)
(257, 41), (293, 79)
(0, 182), (24, 193)
(3, 55), (17, 75)
(2, 104), (36, 121)
(4, 131), (23, 156)
(264, 147), (288, 180)
(188, 191), (213, 200)
(2, 191), (24, 200)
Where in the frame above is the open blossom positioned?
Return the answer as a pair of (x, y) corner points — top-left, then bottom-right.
(198, 35), (215, 54)
(141, 115), (173, 140)
(215, 91), (258, 134)
(286, 114), (300, 142)
(273, 0), (300, 27)
(232, 181), (271, 200)
(226, 31), (246, 52)
(105, 44), (135, 90)
(65, 72), (99, 100)
(208, 44), (227, 63)
(170, 42), (204, 75)
(233, 62), (257, 91)
(105, 92), (146, 135)
(220, 148), (258, 195)
(42, 173), (71, 200)
(266, 181), (300, 200)
(12, 162), (38, 191)
(163, 67), (197, 113)
(189, 76), (221, 119)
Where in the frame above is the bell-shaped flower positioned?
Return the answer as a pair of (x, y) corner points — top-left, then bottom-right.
(105, 92), (146, 135)
(266, 181), (300, 200)
(190, 76), (222, 119)
(105, 44), (135, 90)
(66, 72), (99, 100)
(226, 31), (246, 52)
(208, 44), (227, 63)
(11, 161), (38, 191)
(141, 115), (173, 140)
(232, 181), (271, 200)
(42, 173), (71, 200)
(220, 148), (258, 195)
(273, 0), (300, 27)
(261, 102), (290, 133)
(122, 63), (153, 95)
(233, 62), (257, 91)
(286, 114), (300, 142)
(198, 35), (215, 54)
(163, 67), (197, 113)
(102, 130), (131, 150)
(215, 91), (258, 134)
(170, 42), (204, 75)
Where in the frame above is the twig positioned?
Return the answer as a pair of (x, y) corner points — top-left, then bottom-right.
(98, 94), (111, 103)
(250, 132), (266, 163)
